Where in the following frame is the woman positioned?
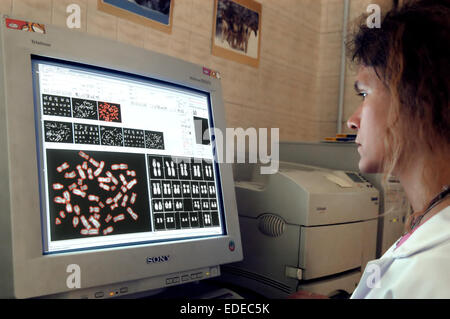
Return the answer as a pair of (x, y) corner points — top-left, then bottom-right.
(291, 0), (450, 299)
(347, 0), (449, 298)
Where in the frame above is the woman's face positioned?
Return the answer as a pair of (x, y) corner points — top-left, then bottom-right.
(347, 66), (391, 173)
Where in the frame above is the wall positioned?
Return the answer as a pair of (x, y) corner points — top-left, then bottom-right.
(0, 0), (392, 142)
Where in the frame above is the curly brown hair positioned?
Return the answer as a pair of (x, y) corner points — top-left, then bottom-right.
(348, 0), (450, 229)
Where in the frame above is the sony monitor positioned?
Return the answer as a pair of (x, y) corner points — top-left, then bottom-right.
(0, 16), (242, 298)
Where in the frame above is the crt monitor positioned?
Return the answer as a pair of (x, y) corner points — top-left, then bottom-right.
(0, 16), (242, 298)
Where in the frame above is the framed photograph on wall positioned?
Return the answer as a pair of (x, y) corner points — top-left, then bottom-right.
(98, 0), (174, 34)
(212, 0), (262, 68)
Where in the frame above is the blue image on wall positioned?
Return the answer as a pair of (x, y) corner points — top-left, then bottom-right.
(104, 0), (171, 25)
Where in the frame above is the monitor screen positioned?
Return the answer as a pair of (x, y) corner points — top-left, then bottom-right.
(33, 57), (225, 254)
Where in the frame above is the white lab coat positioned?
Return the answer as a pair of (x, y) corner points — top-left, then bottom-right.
(351, 206), (450, 298)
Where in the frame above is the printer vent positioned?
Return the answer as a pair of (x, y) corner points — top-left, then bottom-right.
(222, 265), (294, 294)
(257, 214), (286, 237)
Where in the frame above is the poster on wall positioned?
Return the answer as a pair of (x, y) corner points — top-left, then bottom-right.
(212, 0), (262, 68)
(98, 0), (174, 34)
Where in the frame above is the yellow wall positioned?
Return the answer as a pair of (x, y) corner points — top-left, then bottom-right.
(0, 0), (392, 141)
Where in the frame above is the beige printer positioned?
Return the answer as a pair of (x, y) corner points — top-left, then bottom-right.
(221, 161), (379, 298)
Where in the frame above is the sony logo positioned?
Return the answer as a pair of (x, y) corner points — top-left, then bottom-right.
(31, 39), (51, 47)
(146, 255), (170, 264)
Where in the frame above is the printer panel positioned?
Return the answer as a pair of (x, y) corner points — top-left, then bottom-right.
(231, 216), (301, 290)
(300, 223), (363, 279)
(307, 191), (379, 225)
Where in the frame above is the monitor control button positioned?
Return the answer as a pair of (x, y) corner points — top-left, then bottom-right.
(95, 291), (104, 298)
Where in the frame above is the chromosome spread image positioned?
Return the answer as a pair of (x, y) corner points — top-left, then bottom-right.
(44, 121), (73, 143)
(46, 149), (151, 241)
(98, 101), (122, 123)
(100, 126), (124, 147)
(72, 98), (98, 120)
(144, 130), (165, 150)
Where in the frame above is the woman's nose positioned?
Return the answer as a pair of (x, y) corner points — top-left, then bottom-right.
(347, 106), (361, 131)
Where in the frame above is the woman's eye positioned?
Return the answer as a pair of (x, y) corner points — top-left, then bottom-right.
(357, 92), (367, 100)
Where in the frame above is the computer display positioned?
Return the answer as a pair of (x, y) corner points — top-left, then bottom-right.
(0, 16), (242, 299)
(34, 58), (224, 254)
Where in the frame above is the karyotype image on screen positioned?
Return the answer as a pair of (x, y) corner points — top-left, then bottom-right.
(124, 128), (145, 148)
(46, 149), (151, 241)
(42, 94), (72, 117)
(147, 155), (220, 232)
(74, 123), (100, 145)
